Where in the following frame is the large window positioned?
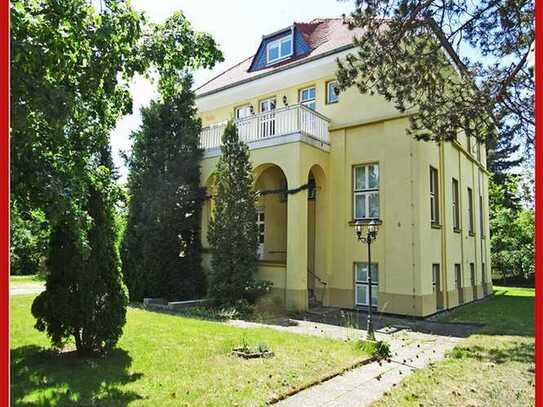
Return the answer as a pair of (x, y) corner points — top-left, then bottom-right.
(430, 166), (440, 225)
(432, 264), (440, 293)
(299, 86), (316, 110)
(266, 35), (293, 64)
(454, 264), (462, 289)
(467, 187), (474, 235)
(479, 195), (484, 238)
(353, 164), (379, 220)
(326, 80), (339, 104)
(354, 262), (378, 307)
(470, 263), (476, 286)
(452, 178), (460, 230)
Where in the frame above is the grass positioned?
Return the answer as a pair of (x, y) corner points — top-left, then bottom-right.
(10, 275), (45, 286)
(373, 286), (535, 407)
(10, 295), (369, 406)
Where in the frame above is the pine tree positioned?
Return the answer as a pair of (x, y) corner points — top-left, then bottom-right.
(32, 162), (128, 354)
(121, 77), (205, 301)
(207, 120), (267, 308)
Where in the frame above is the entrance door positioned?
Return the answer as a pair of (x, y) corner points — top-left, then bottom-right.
(259, 98), (276, 138)
(432, 264), (444, 310)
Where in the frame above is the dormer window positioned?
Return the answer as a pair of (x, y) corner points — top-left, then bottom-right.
(267, 35), (293, 65)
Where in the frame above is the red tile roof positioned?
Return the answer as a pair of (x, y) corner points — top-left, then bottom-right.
(195, 18), (366, 97)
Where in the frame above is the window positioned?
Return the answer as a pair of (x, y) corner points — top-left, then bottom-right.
(266, 35), (293, 64)
(467, 188), (474, 235)
(430, 166), (440, 225)
(470, 263), (476, 286)
(479, 195), (484, 238)
(353, 164), (379, 220)
(477, 142), (481, 161)
(299, 86), (316, 110)
(256, 209), (265, 259)
(432, 264), (440, 293)
(482, 263), (486, 284)
(326, 80), (339, 104)
(454, 264), (462, 289)
(452, 178), (460, 230)
(467, 135), (472, 154)
(355, 262), (378, 307)
(235, 105), (252, 120)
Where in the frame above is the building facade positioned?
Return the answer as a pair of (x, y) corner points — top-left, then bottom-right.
(195, 18), (492, 317)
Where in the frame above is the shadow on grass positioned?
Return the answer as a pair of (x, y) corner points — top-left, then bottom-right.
(11, 345), (144, 406)
(449, 340), (534, 365)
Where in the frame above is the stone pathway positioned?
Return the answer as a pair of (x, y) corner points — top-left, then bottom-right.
(10, 283), (45, 296)
(229, 314), (479, 407)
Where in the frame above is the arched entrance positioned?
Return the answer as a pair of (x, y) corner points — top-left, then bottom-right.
(253, 164), (288, 264)
(307, 164), (327, 307)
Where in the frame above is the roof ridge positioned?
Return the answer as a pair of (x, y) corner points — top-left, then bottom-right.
(194, 55), (254, 92)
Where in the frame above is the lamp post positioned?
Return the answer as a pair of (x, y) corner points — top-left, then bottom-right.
(355, 219), (379, 341)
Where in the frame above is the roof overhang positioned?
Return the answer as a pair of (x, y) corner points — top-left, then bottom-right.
(196, 45), (353, 113)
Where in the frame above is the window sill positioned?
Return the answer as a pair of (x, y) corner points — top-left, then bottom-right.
(431, 223), (441, 229)
(325, 100), (339, 105)
(453, 228), (461, 234)
(349, 219), (383, 226)
(469, 231), (475, 237)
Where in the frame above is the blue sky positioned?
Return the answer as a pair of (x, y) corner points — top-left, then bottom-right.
(111, 0), (357, 179)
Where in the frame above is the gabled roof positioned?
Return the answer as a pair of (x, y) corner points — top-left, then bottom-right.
(195, 18), (367, 98)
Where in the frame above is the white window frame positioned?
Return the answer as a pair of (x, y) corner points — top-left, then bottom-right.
(235, 105), (252, 120)
(353, 163), (380, 220)
(256, 208), (265, 259)
(432, 264), (439, 293)
(467, 187), (474, 234)
(326, 80), (339, 104)
(266, 35), (293, 65)
(354, 262), (378, 307)
(452, 178), (460, 230)
(430, 166), (439, 225)
(299, 86), (316, 110)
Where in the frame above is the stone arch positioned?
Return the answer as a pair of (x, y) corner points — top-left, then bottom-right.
(253, 164), (288, 264)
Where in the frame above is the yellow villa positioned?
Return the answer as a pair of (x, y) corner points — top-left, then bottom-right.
(195, 18), (492, 317)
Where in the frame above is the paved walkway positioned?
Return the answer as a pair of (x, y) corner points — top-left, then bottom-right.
(10, 283), (45, 296)
(229, 312), (479, 407)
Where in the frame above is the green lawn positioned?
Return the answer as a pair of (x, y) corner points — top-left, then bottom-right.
(11, 295), (369, 406)
(10, 275), (44, 286)
(374, 286), (535, 406)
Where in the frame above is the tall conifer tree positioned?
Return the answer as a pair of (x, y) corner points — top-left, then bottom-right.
(207, 121), (262, 307)
(122, 77), (205, 301)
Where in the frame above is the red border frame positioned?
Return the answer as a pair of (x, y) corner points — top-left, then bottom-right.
(536, 0), (542, 403)
(0, 0), (9, 404)
(0, 2), (539, 406)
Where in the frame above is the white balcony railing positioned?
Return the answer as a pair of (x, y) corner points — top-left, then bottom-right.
(200, 104), (330, 151)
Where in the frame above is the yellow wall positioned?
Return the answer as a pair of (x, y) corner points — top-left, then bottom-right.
(197, 71), (491, 316)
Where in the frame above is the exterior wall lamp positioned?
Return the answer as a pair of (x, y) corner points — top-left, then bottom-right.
(354, 219), (379, 340)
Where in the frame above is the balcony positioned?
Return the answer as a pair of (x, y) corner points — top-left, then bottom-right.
(200, 104), (330, 157)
